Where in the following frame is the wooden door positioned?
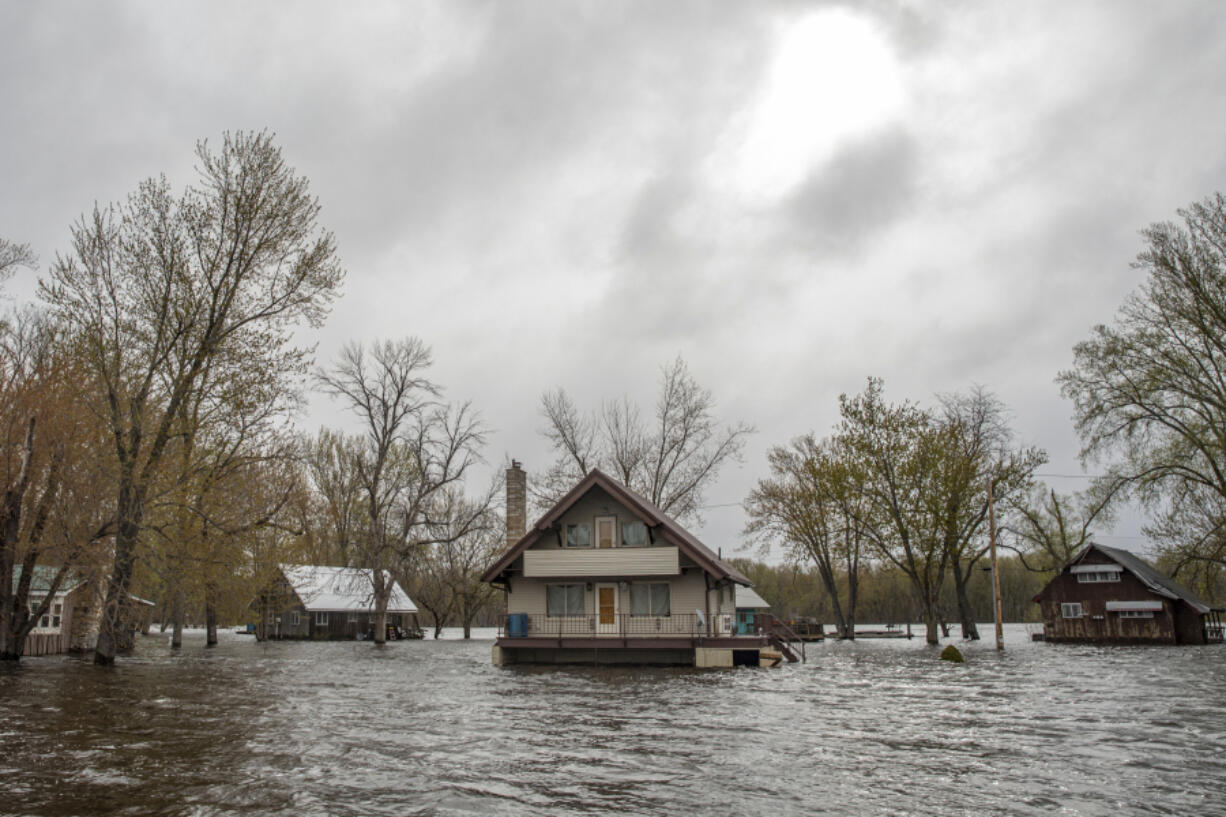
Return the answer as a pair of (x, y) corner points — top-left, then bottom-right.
(596, 583), (618, 633)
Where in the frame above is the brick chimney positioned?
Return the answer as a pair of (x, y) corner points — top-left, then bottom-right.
(506, 459), (527, 547)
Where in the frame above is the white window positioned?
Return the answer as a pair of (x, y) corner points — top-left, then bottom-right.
(566, 523), (591, 548)
(621, 521), (648, 547)
(1117, 610), (1154, 619)
(52, 603), (62, 629)
(1076, 570), (1121, 583)
(546, 584), (585, 617)
(1061, 603), (1084, 619)
(291, 613), (300, 626)
(629, 583), (670, 616)
(315, 612), (329, 626)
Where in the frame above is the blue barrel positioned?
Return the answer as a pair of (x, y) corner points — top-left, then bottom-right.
(507, 613), (528, 638)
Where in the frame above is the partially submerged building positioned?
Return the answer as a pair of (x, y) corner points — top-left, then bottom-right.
(1034, 543), (1224, 645)
(481, 462), (801, 666)
(13, 565), (153, 656)
(255, 565), (420, 641)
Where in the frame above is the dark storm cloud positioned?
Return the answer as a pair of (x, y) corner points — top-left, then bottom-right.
(4, 1), (1226, 551)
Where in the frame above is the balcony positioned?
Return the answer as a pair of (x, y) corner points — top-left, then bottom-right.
(522, 546), (680, 578)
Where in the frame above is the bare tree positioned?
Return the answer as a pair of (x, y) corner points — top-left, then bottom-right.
(318, 338), (486, 645)
(1004, 484), (1120, 572)
(935, 387), (1045, 639)
(537, 357), (753, 523)
(41, 131), (344, 664)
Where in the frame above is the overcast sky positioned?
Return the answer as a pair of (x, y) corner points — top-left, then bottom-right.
(3, 2), (1225, 558)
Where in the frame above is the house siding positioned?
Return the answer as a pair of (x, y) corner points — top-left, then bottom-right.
(1036, 566), (1204, 644)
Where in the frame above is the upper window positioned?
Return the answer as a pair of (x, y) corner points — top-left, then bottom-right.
(630, 583), (671, 616)
(1061, 603), (1084, 619)
(621, 521), (648, 547)
(566, 523), (591, 548)
(596, 517), (616, 548)
(546, 584), (585, 617)
(1077, 570), (1121, 583)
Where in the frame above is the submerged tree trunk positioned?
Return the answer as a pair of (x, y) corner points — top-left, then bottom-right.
(170, 584), (185, 649)
(96, 497), (142, 665)
(953, 565), (980, 640)
(205, 604), (217, 647)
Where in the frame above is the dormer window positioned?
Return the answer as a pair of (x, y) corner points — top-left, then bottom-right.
(566, 523), (591, 548)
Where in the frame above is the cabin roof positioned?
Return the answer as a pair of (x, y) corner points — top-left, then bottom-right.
(1072, 544), (1214, 614)
(481, 468), (750, 585)
(280, 565), (417, 614)
(735, 586), (771, 610)
(11, 565), (82, 595)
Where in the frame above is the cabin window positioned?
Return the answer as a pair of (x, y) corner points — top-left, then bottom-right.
(621, 521), (648, 547)
(566, 523), (591, 548)
(1117, 610), (1154, 619)
(1061, 603), (1083, 619)
(1076, 570), (1121, 583)
(52, 603), (62, 629)
(315, 612), (329, 626)
(546, 584), (585, 616)
(348, 612), (358, 623)
(630, 583), (670, 616)
(291, 613), (300, 626)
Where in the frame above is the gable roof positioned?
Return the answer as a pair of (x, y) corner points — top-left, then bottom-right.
(735, 586), (771, 610)
(1072, 544), (1213, 614)
(12, 565), (82, 595)
(481, 468), (750, 585)
(281, 565), (417, 614)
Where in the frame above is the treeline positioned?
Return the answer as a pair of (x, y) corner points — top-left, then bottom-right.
(732, 556), (1049, 626)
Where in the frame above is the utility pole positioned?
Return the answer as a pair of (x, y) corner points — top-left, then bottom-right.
(988, 478), (1004, 651)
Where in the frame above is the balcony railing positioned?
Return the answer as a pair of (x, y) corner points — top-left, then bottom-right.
(498, 612), (767, 639)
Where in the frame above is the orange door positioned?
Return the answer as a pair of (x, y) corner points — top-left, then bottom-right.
(598, 586), (616, 626)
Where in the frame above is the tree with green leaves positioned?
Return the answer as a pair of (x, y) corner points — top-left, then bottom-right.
(1059, 192), (1226, 583)
(745, 434), (867, 638)
(42, 131), (344, 664)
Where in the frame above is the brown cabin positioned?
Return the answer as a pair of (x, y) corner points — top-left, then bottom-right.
(1034, 544), (1224, 645)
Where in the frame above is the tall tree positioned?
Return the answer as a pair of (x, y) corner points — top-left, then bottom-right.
(934, 387), (1045, 639)
(0, 309), (114, 660)
(836, 379), (951, 644)
(41, 131), (343, 664)
(1059, 192), (1226, 578)
(1005, 484), (1119, 573)
(318, 338), (486, 645)
(745, 435), (866, 638)
(537, 357), (753, 523)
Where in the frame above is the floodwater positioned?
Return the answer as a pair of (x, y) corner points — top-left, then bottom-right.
(1, 626), (1224, 817)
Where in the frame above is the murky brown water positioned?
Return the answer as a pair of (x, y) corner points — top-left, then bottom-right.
(2, 626), (1224, 817)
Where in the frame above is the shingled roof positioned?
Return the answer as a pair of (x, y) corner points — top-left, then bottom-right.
(1074, 544), (1214, 614)
(480, 468), (750, 585)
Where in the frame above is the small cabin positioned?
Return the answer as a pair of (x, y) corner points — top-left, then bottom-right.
(735, 586), (771, 635)
(254, 565), (420, 641)
(1034, 544), (1224, 645)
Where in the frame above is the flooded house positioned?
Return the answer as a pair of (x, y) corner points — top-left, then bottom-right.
(1034, 543), (1225, 645)
(13, 565), (154, 656)
(255, 565), (420, 641)
(481, 462), (802, 666)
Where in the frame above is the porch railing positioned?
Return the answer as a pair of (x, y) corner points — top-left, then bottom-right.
(499, 613), (759, 639)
